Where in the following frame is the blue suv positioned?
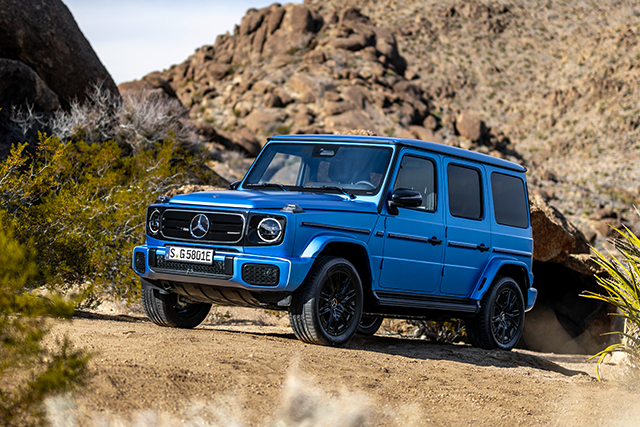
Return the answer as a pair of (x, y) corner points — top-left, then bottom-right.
(133, 135), (536, 350)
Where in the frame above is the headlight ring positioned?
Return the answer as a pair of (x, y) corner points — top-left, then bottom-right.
(257, 217), (283, 243)
(148, 209), (161, 235)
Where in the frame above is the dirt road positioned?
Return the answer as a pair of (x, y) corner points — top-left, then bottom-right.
(47, 308), (640, 426)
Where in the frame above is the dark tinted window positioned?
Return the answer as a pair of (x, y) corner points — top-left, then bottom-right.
(393, 155), (437, 212)
(447, 164), (482, 220)
(491, 172), (529, 228)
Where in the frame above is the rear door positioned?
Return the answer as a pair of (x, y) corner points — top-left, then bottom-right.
(439, 160), (492, 296)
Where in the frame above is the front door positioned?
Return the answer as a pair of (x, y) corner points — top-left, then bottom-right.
(379, 152), (445, 293)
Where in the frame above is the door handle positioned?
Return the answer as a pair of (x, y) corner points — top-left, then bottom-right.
(428, 237), (443, 245)
(477, 244), (490, 252)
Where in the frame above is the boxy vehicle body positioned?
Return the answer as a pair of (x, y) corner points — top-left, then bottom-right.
(133, 135), (537, 349)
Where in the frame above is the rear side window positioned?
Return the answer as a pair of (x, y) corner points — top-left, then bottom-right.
(491, 172), (529, 228)
(448, 164), (482, 220)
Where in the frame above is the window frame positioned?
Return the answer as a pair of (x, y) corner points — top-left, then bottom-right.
(391, 153), (438, 213)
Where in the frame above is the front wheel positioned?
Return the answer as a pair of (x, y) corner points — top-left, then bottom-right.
(289, 257), (363, 346)
(141, 280), (211, 329)
(466, 276), (524, 350)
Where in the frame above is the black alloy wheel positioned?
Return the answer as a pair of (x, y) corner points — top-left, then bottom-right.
(141, 279), (211, 329)
(289, 257), (363, 346)
(491, 286), (522, 346)
(357, 315), (384, 335)
(318, 267), (358, 336)
(465, 276), (524, 350)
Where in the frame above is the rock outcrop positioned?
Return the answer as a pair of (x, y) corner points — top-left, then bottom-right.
(0, 0), (119, 110)
(526, 194), (611, 354)
(130, 3), (516, 160)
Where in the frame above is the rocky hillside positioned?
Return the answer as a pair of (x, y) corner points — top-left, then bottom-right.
(125, 0), (640, 251)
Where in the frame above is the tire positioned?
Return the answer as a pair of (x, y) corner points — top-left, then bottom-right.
(289, 257), (363, 346)
(357, 315), (384, 335)
(466, 276), (524, 351)
(141, 280), (211, 329)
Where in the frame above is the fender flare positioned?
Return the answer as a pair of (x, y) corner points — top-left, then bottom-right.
(470, 257), (534, 305)
(300, 233), (375, 281)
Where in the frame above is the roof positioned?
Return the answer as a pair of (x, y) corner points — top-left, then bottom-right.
(267, 134), (527, 173)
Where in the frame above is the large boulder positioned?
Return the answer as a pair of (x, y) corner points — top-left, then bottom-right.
(0, 58), (60, 111)
(0, 0), (119, 110)
(530, 193), (590, 262)
(523, 194), (613, 354)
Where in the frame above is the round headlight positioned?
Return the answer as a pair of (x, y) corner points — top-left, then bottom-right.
(257, 218), (282, 243)
(148, 210), (161, 235)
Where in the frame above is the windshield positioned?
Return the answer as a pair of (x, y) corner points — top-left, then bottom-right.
(243, 143), (393, 195)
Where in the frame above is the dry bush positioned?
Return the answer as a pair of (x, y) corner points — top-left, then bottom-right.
(48, 85), (199, 152)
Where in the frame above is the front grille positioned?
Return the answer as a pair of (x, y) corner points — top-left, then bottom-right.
(154, 254), (228, 277)
(161, 209), (244, 243)
(242, 264), (280, 286)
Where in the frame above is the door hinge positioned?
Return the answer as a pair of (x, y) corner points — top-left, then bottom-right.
(380, 259), (384, 270)
(441, 265), (445, 276)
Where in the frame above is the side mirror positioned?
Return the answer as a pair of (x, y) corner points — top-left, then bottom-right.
(388, 188), (422, 214)
(229, 180), (241, 190)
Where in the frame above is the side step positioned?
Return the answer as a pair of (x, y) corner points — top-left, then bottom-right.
(375, 291), (481, 314)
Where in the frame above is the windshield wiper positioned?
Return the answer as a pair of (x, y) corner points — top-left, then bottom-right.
(303, 185), (355, 199)
(245, 182), (287, 191)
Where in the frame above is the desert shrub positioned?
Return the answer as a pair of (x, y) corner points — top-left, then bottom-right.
(0, 133), (223, 301)
(583, 211), (640, 381)
(21, 85), (201, 153)
(0, 216), (89, 427)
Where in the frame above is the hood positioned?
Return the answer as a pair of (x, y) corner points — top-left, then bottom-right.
(168, 190), (379, 213)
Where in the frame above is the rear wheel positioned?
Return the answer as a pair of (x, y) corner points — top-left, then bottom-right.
(357, 316), (384, 335)
(466, 276), (524, 350)
(141, 280), (211, 329)
(289, 257), (363, 346)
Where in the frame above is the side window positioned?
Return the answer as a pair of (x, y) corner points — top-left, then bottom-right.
(447, 164), (483, 220)
(393, 155), (437, 212)
(491, 172), (529, 228)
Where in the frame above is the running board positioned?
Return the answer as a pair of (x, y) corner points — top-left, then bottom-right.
(375, 291), (481, 314)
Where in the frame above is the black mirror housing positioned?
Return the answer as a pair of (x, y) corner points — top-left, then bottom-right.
(390, 188), (422, 209)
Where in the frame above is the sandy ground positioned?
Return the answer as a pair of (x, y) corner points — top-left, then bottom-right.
(46, 306), (640, 427)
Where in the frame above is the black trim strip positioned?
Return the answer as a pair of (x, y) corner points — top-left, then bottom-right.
(493, 247), (533, 257)
(301, 222), (371, 235)
(448, 241), (478, 250)
(388, 232), (431, 244)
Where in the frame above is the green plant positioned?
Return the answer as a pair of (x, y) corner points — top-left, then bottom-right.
(0, 133), (223, 302)
(0, 215), (89, 427)
(583, 210), (640, 381)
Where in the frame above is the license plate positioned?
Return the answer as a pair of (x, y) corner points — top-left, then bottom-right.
(165, 246), (214, 265)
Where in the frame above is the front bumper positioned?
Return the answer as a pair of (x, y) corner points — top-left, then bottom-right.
(132, 244), (310, 292)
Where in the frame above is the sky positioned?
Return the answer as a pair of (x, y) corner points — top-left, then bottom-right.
(62, 0), (302, 84)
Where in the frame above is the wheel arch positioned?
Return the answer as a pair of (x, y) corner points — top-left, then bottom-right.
(471, 258), (532, 306)
(302, 237), (375, 306)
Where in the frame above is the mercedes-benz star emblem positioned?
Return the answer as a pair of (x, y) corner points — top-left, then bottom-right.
(189, 214), (210, 239)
